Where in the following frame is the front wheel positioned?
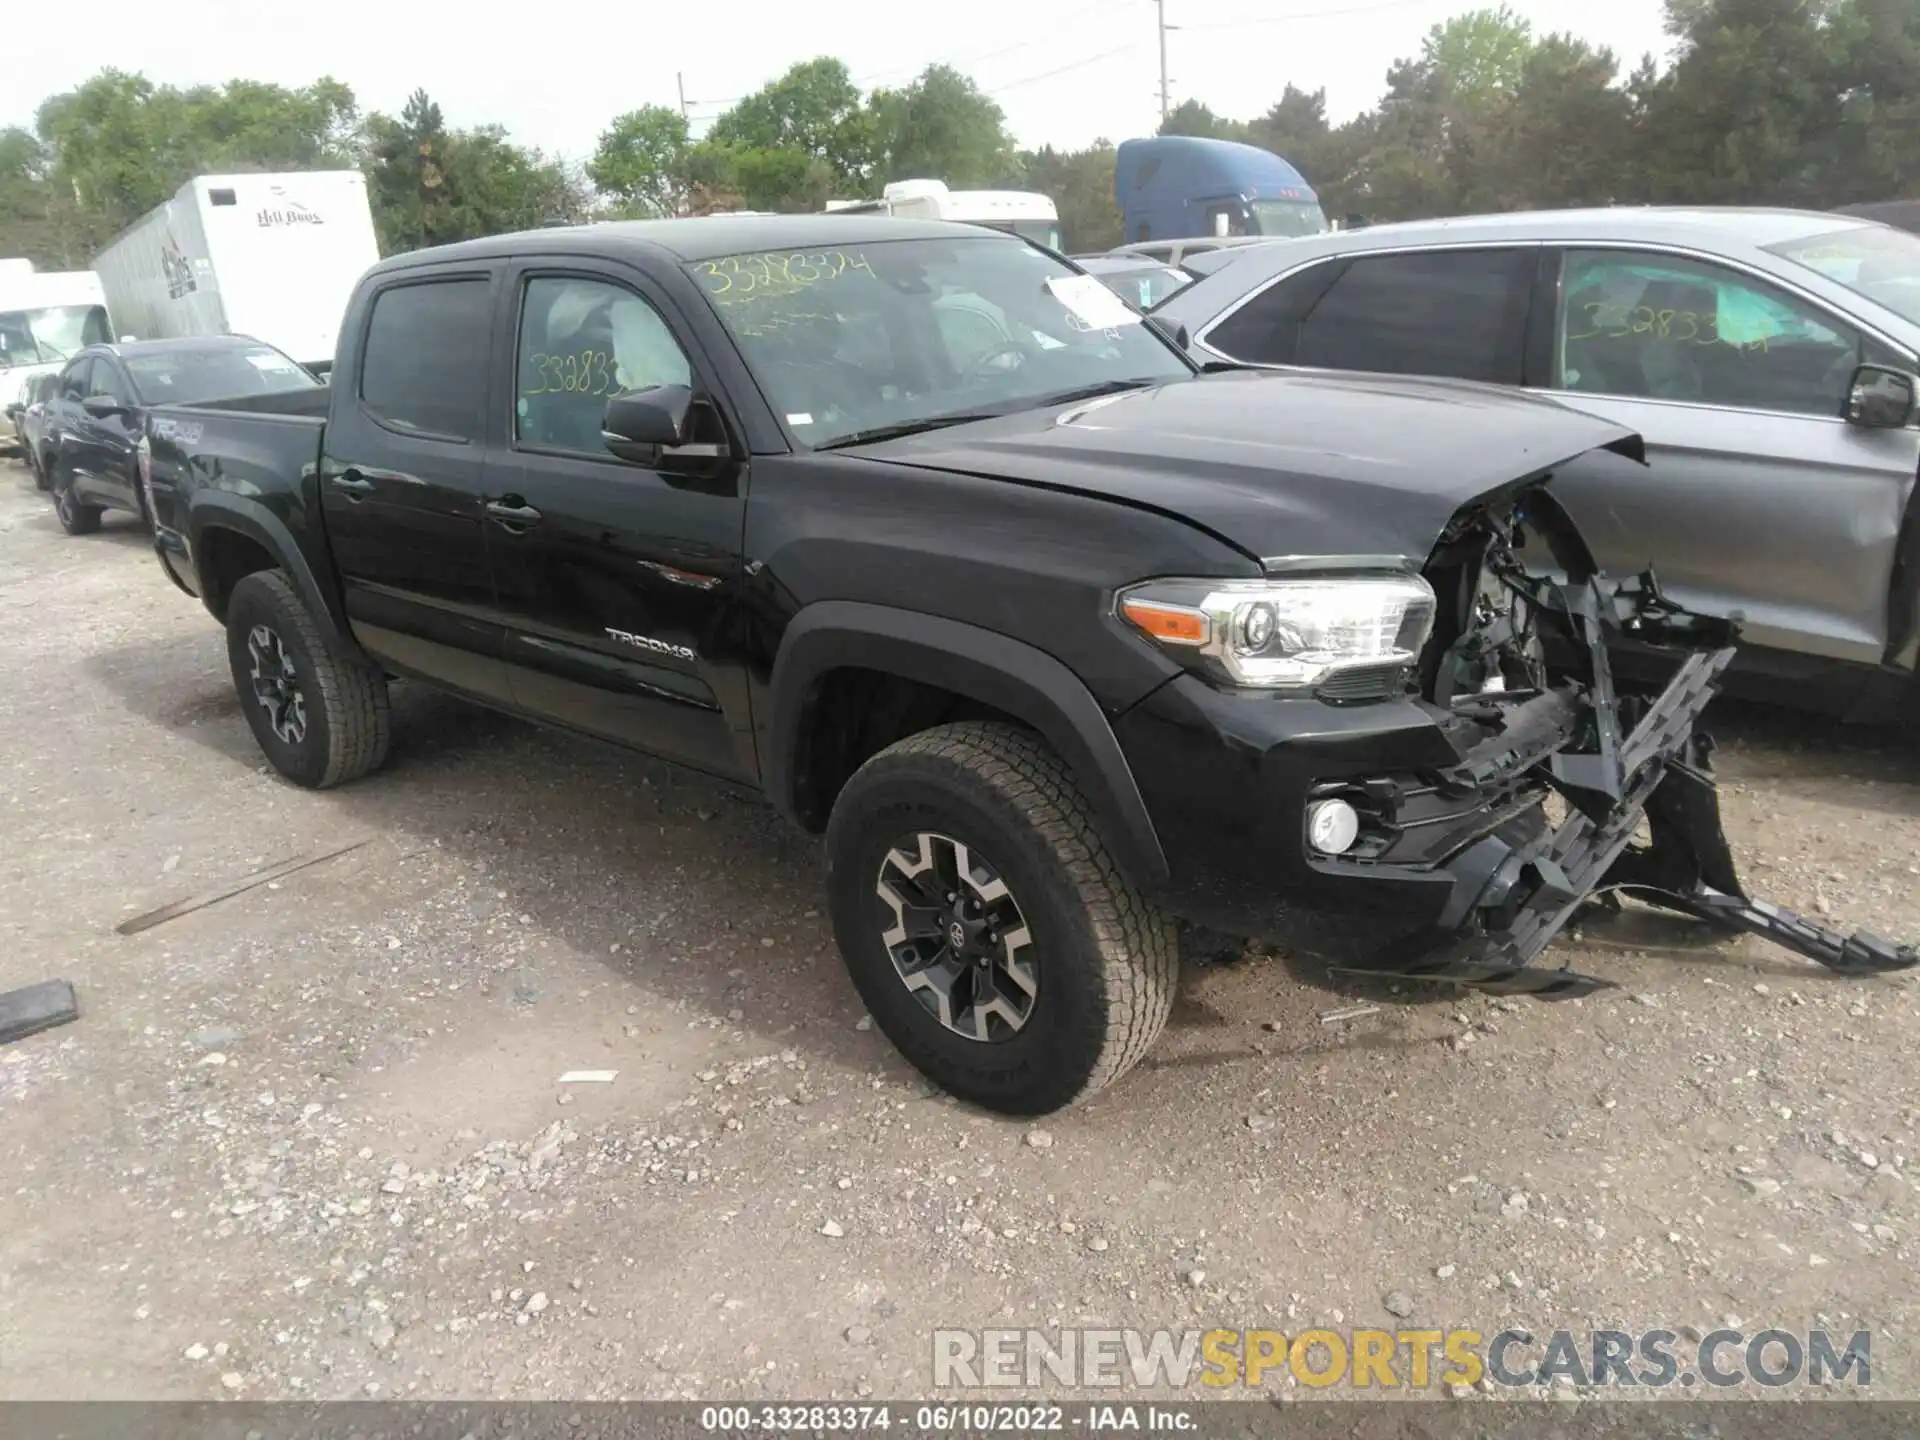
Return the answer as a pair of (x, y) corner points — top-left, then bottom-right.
(225, 570), (391, 788)
(825, 721), (1178, 1115)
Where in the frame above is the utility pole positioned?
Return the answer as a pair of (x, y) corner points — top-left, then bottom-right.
(677, 72), (691, 121)
(1154, 0), (1174, 123)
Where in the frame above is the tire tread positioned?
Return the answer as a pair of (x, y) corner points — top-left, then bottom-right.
(837, 721), (1177, 1108)
(230, 570), (390, 788)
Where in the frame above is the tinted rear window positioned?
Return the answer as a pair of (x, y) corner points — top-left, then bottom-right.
(1292, 248), (1534, 384)
(124, 346), (320, 406)
(359, 279), (492, 441)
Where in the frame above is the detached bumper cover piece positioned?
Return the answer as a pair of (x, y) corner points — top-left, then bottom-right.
(1331, 523), (1918, 997)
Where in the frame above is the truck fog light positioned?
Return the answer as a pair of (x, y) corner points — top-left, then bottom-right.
(1306, 798), (1360, 856)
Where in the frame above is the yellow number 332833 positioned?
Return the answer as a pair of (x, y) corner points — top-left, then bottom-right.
(524, 349), (616, 397)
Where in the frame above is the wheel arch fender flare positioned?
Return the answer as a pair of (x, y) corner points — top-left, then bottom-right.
(767, 600), (1171, 887)
(186, 492), (364, 663)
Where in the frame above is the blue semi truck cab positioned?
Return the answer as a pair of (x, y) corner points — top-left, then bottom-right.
(1115, 135), (1329, 246)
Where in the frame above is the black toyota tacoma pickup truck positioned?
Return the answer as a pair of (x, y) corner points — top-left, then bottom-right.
(141, 215), (1916, 1114)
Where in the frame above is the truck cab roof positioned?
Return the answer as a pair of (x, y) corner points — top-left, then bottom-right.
(1116, 135), (1319, 207)
(374, 215), (1016, 275)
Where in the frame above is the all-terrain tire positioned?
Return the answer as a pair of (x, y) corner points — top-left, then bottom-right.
(226, 569), (391, 788)
(30, 446), (53, 491)
(825, 721), (1179, 1115)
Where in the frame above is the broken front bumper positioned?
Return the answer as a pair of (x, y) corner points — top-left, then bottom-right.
(1325, 568), (1918, 996)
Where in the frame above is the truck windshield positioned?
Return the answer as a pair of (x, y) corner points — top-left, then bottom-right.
(0, 305), (112, 367)
(125, 345), (321, 405)
(1248, 200), (1328, 238)
(1765, 225), (1920, 328)
(690, 236), (1192, 449)
(964, 219), (1065, 251)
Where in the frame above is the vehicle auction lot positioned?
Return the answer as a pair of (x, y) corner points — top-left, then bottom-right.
(3, 456), (1919, 1403)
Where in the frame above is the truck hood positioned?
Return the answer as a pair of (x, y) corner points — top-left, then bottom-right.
(857, 369), (1643, 563)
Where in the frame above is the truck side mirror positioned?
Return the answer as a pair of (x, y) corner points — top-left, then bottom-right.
(1845, 364), (1919, 429)
(603, 384), (692, 458)
(602, 384), (728, 468)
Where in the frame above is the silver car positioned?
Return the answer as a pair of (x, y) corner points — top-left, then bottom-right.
(1156, 208), (1920, 715)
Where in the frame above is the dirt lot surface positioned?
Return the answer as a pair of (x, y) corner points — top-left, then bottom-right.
(3, 455), (1919, 1405)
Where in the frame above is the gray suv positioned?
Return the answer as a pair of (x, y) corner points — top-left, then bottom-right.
(1155, 208), (1920, 720)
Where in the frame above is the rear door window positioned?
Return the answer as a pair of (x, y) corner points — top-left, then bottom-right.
(1205, 259), (1347, 364)
(1292, 248), (1535, 384)
(359, 278), (493, 441)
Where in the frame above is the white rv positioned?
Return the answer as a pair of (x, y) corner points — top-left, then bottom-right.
(825, 180), (1062, 250)
(92, 171), (381, 375)
(1, 261), (115, 453)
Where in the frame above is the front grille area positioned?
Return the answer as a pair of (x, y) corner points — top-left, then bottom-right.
(1315, 661), (1413, 703)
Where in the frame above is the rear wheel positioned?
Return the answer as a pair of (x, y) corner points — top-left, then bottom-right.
(51, 462), (101, 535)
(825, 721), (1178, 1115)
(225, 570), (391, 788)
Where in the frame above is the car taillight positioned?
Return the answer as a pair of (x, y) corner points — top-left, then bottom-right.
(136, 437), (154, 510)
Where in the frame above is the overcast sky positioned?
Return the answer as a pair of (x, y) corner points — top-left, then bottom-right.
(2, 0), (1674, 170)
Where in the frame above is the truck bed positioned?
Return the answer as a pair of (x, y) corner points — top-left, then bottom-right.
(144, 391), (330, 599)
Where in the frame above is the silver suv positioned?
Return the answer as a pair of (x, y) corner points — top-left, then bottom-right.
(1155, 208), (1920, 719)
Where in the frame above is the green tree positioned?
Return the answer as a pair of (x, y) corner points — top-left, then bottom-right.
(365, 89), (587, 253)
(1157, 100), (1248, 141)
(707, 58), (874, 192)
(1820, 0), (1920, 205)
(1246, 86), (1374, 217)
(1421, 5), (1537, 99)
(1017, 143), (1121, 250)
(1637, 0), (1841, 206)
(0, 126), (73, 266)
(589, 105), (690, 217)
(869, 65), (1013, 187)
(1485, 36), (1638, 209)
(33, 70), (361, 251)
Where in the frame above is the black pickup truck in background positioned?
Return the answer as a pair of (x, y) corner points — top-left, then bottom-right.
(141, 215), (1916, 1114)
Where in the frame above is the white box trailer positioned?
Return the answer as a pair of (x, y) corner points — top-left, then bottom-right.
(92, 171), (381, 374)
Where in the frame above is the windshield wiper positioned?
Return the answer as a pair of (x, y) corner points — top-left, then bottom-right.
(812, 410), (1005, 451)
(1025, 377), (1161, 408)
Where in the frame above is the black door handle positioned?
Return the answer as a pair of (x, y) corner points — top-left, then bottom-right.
(330, 469), (375, 498)
(486, 498), (543, 527)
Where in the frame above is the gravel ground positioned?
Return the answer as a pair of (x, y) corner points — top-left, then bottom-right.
(2, 455), (1918, 1404)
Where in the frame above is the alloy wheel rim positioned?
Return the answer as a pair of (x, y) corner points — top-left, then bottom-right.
(875, 831), (1037, 1042)
(246, 624), (309, 745)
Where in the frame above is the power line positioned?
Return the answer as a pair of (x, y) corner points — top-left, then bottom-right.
(1184, 0), (1447, 30)
(853, 0), (1136, 89)
(981, 42), (1144, 95)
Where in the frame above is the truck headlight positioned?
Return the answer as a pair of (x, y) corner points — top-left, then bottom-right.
(1118, 574), (1436, 691)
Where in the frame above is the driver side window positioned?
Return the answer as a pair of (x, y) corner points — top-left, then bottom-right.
(1556, 250), (1863, 416)
(515, 275), (692, 457)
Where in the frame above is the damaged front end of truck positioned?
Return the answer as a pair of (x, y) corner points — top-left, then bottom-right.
(1315, 477), (1919, 997)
